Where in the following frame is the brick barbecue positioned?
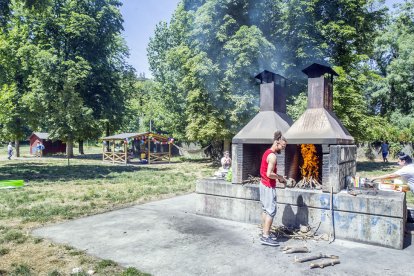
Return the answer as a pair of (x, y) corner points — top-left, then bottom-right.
(196, 64), (406, 249)
(284, 63), (356, 193)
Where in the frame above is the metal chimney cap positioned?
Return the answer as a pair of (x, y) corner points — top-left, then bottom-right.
(255, 70), (287, 84)
(302, 63), (339, 78)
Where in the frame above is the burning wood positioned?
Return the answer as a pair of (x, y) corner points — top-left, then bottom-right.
(297, 144), (322, 189)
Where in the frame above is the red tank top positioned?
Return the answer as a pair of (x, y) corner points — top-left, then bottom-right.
(260, 149), (277, 188)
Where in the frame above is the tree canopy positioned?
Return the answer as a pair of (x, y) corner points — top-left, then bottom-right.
(0, 0), (132, 155)
(147, 0), (396, 144)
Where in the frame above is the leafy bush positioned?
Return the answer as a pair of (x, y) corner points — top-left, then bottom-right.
(364, 146), (375, 161)
(226, 167), (232, 182)
(389, 141), (403, 158)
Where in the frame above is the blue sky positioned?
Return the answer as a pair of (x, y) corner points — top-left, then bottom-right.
(120, 0), (403, 78)
(120, 0), (180, 78)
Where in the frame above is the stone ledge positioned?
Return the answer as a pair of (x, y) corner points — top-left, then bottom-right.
(197, 179), (406, 218)
(196, 178), (259, 200)
(196, 179), (407, 249)
(195, 193), (262, 224)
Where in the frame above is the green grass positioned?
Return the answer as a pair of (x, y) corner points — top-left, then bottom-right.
(9, 264), (32, 276)
(0, 229), (27, 244)
(121, 267), (151, 276)
(96, 259), (117, 271)
(48, 270), (62, 276)
(0, 158), (213, 223)
(0, 247), (10, 256)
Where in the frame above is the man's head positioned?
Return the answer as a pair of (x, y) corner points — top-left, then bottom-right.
(398, 152), (412, 166)
(272, 131), (287, 154)
(223, 151), (229, 158)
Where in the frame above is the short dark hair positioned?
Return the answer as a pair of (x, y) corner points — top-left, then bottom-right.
(398, 152), (412, 164)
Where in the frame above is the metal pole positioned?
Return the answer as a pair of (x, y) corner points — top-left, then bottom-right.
(148, 136), (151, 164)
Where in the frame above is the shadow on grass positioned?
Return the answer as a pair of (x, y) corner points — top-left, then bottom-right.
(357, 161), (397, 172)
(48, 153), (102, 160)
(0, 162), (173, 183)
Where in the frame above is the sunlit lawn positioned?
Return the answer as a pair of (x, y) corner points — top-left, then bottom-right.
(0, 154), (215, 276)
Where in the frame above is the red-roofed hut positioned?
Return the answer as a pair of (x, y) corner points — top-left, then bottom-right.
(29, 132), (66, 155)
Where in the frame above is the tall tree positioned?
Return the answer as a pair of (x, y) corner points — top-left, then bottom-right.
(23, 0), (130, 156)
(0, 1), (37, 156)
(369, 0), (414, 141)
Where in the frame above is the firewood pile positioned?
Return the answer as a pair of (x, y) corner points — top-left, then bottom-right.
(268, 223), (328, 241)
(242, 174), (261, 184)
(296, 177), (322, 189)
(281, 244), (341, 269)
(260, 223), (340, 269)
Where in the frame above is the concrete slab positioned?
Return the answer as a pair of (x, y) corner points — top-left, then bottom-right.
(33, 194), (414, 276)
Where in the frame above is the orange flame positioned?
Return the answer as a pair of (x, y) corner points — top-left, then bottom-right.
(300, 144), (319, 180)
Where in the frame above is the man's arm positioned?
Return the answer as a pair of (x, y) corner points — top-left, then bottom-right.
(371, 173), (399, 182)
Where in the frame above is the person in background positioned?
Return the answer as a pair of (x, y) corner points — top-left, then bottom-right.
(259, 130), (287, 246)
(7, 142), (13, 160)
(371, 152), (414, 195)
(36, 141), (45, 157)
(378, 140), (390, 163)
(221, 151), (231, 170)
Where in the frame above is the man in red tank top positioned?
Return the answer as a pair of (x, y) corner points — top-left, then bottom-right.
(259, 131), (287, 246)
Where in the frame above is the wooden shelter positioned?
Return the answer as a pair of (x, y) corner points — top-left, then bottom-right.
(28, 132), (66, 155)
(101, 132), (173, 164)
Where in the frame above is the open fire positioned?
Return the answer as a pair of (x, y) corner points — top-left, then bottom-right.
(297, 144), (322, 189)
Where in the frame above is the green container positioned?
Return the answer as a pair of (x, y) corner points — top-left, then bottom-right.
(0, 180), (24, 189)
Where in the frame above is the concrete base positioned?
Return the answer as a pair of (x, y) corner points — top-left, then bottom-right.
(196, 178), (406, 249)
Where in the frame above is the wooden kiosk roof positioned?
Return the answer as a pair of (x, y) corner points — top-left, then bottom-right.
(101, 132), (170, 142)
(101, 132), (172, 165)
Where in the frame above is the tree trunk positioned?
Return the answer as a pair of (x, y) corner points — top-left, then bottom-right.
(78, 140), (84, 155)
(223, 139), (231, 153)
(209, 140), (223, 164)
(66, 140), (74, 158)
(14, 139), (20, 157)
(106, 122), (110, 152)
